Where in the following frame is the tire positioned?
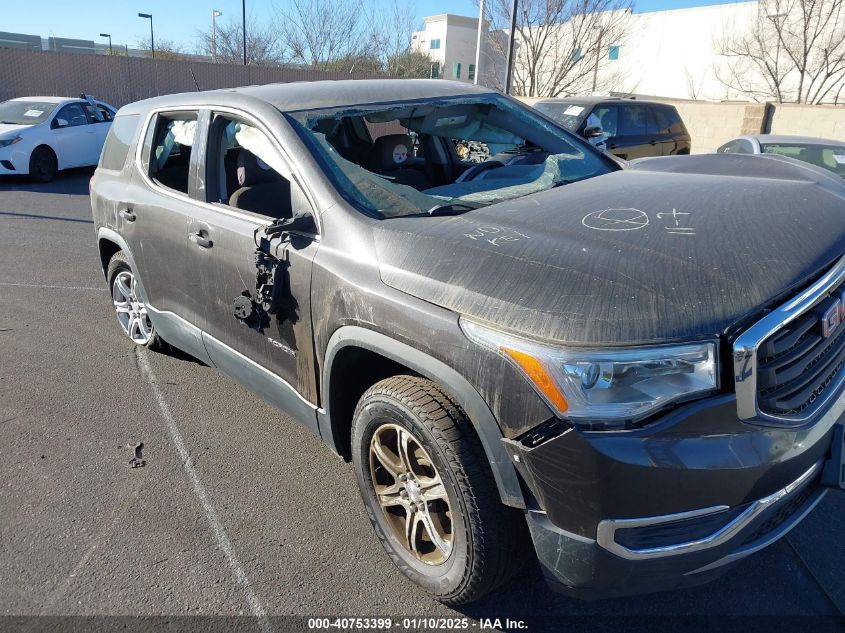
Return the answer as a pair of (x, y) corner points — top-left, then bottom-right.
(352, 375), (528, 605)
(106, 251), (163, 350)
(28, 146), (58, 183)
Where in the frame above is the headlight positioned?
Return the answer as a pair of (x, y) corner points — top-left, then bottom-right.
(461, 318), (718, 425)
(0, 135), (22, 148)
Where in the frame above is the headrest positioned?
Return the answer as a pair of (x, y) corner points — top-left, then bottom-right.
(237, 150), (277, 187)
(372, 134), (412, 170)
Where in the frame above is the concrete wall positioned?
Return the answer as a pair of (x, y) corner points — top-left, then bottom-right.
(665, 100), (845, 151)
(659, 100), (764, 153)
(769, 104), (845, 141)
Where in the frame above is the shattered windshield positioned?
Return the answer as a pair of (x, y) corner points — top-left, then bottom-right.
(287, 94), (614, 218)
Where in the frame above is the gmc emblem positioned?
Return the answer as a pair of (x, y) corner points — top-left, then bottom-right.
(822, 292), (845, 338)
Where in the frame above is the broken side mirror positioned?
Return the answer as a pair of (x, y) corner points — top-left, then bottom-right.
(583, 126), (603, 139)
(290, 182), (314, 226)
(265, 212), (317, 240)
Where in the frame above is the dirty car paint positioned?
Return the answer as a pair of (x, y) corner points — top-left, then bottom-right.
(375, 153), (845, 346)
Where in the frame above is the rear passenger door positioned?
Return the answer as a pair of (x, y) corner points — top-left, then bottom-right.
(612, 104), (661, 160)
(128, 109), (209, 337)
(189, 110), (321, 423)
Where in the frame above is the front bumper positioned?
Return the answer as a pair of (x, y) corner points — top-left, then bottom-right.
(0, 145), (31, 175)
(504, 393), (843, 600)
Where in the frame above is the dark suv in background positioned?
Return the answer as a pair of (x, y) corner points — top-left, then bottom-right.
(533, 96), (691, 159)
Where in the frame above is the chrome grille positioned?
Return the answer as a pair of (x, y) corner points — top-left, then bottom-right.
(734, 256), (845, 425)
(756, 292), (845, 417)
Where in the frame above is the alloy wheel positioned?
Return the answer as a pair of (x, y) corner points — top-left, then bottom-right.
(369, 423), (454, 565)
(112, 270), (153, 345)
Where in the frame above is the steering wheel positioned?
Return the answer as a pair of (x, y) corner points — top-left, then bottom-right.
(456, 160), (506, 183)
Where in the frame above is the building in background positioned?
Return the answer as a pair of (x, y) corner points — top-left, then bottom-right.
(411, 14), (492, 83)
(412, 1), (844, 103)
(603, 2), (758, 100)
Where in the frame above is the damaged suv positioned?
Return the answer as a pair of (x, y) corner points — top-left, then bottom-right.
(90, 80), (845, 604)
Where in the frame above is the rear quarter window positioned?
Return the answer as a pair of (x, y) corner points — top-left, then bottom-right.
(99, 114), (139, 171)
(655, 106), (686, 135)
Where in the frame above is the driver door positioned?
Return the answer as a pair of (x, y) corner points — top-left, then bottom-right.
(190, 110), (321, 430)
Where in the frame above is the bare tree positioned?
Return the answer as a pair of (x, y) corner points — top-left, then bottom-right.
(197, 18), (285, 66)
(483, 0), (634, 97)
(368, 1), (435, 77)
(684, 65), (705, 99)
(276, 0), (367, 72)
(273, 0), (431, 76)
(138, 37), (189, 61)
(717, 0), (845, 103)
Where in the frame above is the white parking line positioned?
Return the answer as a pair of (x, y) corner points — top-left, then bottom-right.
(0, 282), (102, 291)
(136, 349), (272, 632)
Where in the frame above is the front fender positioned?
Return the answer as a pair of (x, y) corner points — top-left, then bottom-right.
(321, 325), (526, 509)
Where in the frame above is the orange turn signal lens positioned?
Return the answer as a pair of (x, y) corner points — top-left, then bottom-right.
(502, 347), (569, 414)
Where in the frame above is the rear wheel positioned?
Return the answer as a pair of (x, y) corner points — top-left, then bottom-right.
(352, 375), (528, 605)
(28, 146), (57, 183)
(107, 251), (162, 349)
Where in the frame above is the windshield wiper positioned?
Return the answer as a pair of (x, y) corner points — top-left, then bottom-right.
(426, 203), (481, 216)
(0, 121), (19, 125)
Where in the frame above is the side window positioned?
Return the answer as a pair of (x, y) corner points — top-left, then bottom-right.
(147, 112), (198, 195)
(718, 140), (753, 154)
(738, 139), (755, 154)
(654, 107), (684, 134)
(53, 103), (89, 128)
(591, 106), (619, 137)
(83, 102), (114, 123)
(620, 105), (659, 136)
(99, 114), (139, 171)
(206, 113), (312, 221)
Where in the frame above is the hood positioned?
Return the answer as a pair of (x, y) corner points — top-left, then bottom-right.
(375, 154), (845, 345)
(0, 123), (33, 138)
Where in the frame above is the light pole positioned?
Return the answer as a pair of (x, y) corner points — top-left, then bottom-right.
(242, 0), (247, 66)
(138, 13), (154, 59)
(591, 27), (604, 93)
(504, 0), (518, 95)
(473, 0), (484, 85)
(212, 9), (222, 63)
(99, 33), (112, 55)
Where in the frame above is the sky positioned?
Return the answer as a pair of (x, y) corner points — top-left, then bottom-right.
(2, 0), (750, 51)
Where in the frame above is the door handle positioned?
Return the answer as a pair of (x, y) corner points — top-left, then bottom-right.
(119, 208), (136, 222)
(190, 231), (213, 248)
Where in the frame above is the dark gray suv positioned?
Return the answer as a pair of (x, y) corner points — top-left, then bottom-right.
(91, 79), (844, 604)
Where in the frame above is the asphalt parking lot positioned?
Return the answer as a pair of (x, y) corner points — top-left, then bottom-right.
(1, 169), (844, 632)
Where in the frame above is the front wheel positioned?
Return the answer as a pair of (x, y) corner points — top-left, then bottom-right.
(351, 375), (527, 605)
(107, 251), (162, 349)
(29, 146), (58, 183)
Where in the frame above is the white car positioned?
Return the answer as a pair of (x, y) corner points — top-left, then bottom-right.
(0, 96), (116, 182)
(716, 134), (845, 179)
